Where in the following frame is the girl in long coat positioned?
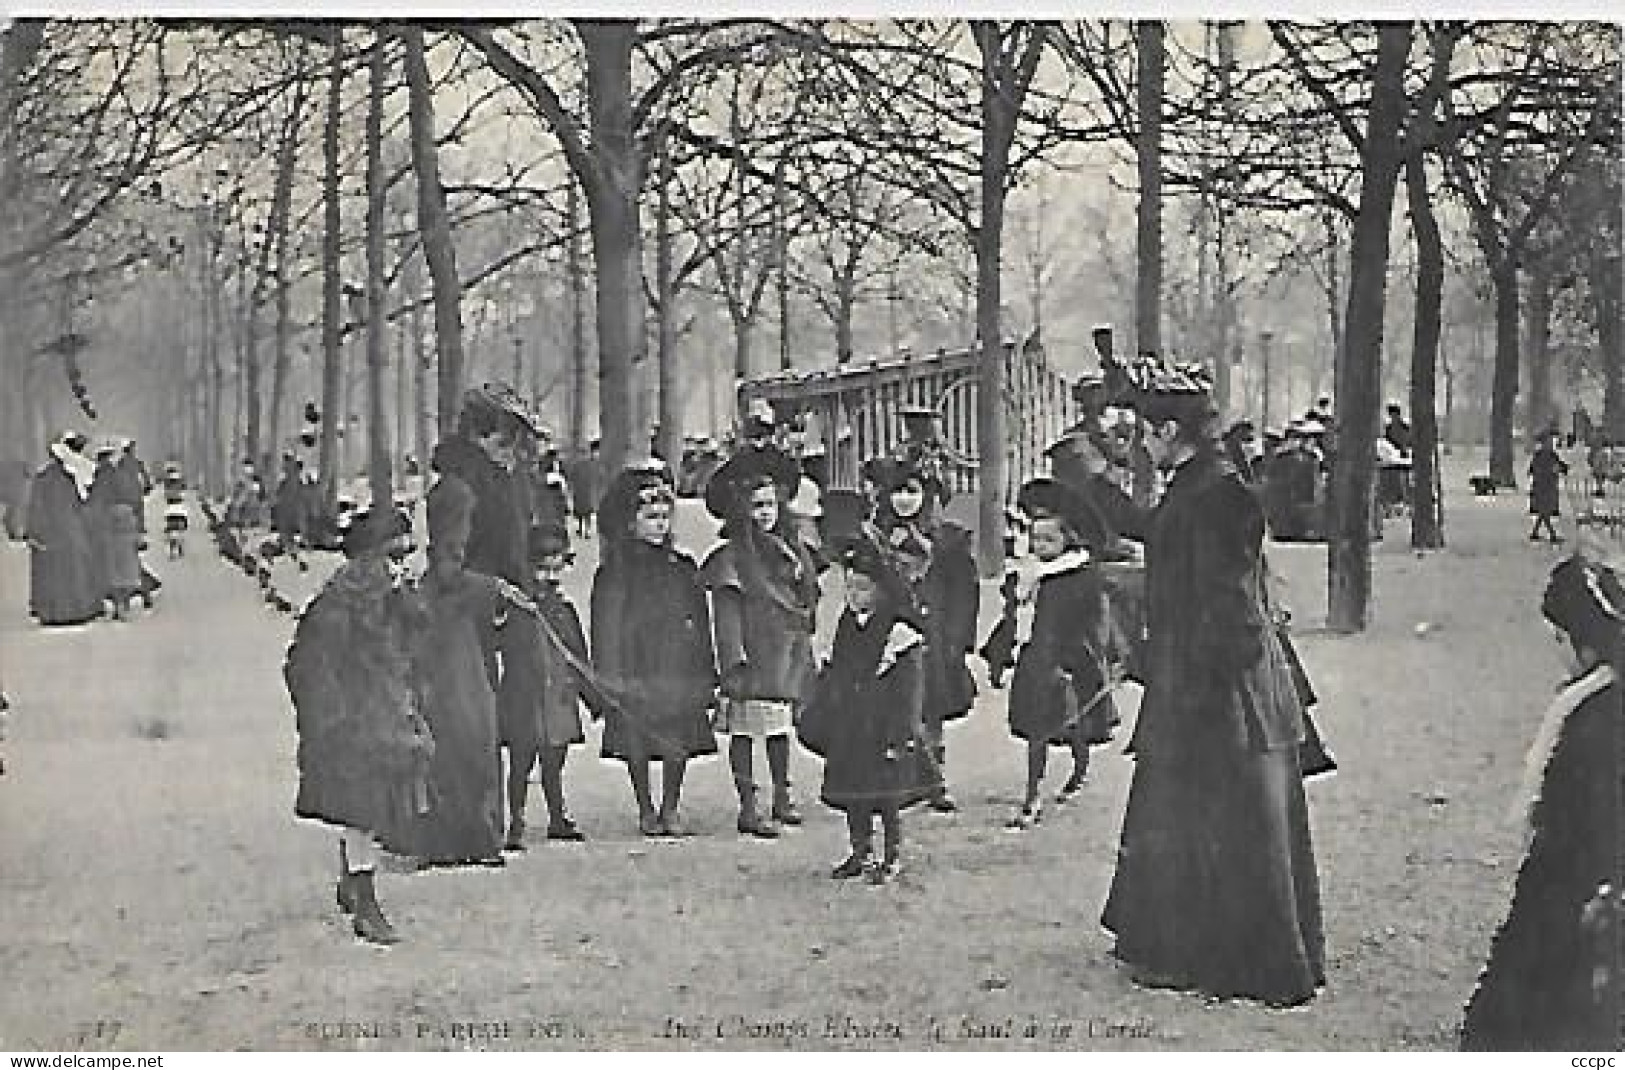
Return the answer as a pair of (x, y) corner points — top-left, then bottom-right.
(411, 477), (521, 867)
(802, 537), (925, 885)
(1460, 555), (1621, 1050)
(26, 437), (100, 626)
(591, 468), (719, 836)
(285, 508), (432, 944)
(867, 457), (978, 812)
(981, 478), (1116, 831)
(1101, 380), (1325, 1008)
(701, 454), (820, 838)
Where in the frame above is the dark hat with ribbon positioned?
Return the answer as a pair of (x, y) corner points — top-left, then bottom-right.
(599, 465), (676, 540)
(1543, 554), (1625, 665)
(703, 443), (799, 521)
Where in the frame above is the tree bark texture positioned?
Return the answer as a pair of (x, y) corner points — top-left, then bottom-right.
(318, 36), (344, 511)
(404, 26), (467, 440)
(364, 32), (392, 508)
(1404, 153), (1445, 550)
(1327, 22), (1411, 634)
(1134, 20), (1164, 358)
(1487, 259), (1520, 486)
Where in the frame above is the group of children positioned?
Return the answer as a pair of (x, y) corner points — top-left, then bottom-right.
(289, 427), (1135, 941)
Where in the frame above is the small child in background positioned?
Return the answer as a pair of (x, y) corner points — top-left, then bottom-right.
(981, 478), (1117, 831)
(499, 524), (599, 848)
(103, 503), (144, 620)
(162, 465), (188, 559)
(800, 537), (926, 885)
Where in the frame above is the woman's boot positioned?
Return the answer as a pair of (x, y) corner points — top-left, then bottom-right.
(349, 870), (399, 945)
(336, 842), (357, 914)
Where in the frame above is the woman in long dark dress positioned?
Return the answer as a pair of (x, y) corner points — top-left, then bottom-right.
(1460, 554), (1621, 1050)
(1527, 431), (1568, 544)
(1100, 365), (1325, 1007)
(590, 468), (719, 836)
(412, 477), (524, 867)
(26, 435), (100, 626)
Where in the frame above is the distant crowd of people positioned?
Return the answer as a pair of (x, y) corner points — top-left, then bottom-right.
(18, 431), (163, 627)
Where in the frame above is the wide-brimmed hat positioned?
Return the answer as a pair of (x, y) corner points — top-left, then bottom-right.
(864, 455), (927, 494)
(1017, 476), (1108, 547)
(1543, 554), (1624, 666)
(463, 382), (544, 438)
(832, 533), (917, 618)
(703, 444), (799, 520)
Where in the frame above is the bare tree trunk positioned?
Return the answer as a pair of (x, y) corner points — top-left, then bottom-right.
(579, 19), (644, 474)
(264, 77), (304, 481)
(567, 178), (587, 452)
(318, 35), (344, 511)
(1593, 251), (1623, 440)
(1134, 20), (1164, 358)
(364, 32), (392, 508)
(654, 136), (681, 467)
(1327, 21), (1410, 634)
(835, 265), (856, 366)
(1487, 257), (1520, 485)
(1405, 152), (1445, 550)
(404, 251), (430, 466)
(404, 26), (467, 440)
(1524, 267), (1555, 437)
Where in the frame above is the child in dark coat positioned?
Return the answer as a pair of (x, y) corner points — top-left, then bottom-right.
(802, 537), (926, 885)
(498, 524), (598, 848)
(981, 478), (1117, 831)
(590, 468), (719, 837)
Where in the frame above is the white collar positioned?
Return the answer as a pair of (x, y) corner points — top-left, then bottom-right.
(1035, 548), (1090, 579)
(1509, 662), (1616, 836)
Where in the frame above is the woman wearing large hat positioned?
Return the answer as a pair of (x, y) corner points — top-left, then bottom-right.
(700, 446), (821, 837)
(1460, 553), (1621, 1049)
(1100, 357), (1326, 1007)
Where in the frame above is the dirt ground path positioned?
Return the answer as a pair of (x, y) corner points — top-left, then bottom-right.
(0, 452), (1578, 1050)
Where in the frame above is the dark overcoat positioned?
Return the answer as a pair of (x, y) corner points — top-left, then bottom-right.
(1461, 672), (1620, 1050)
(590, 539), (719, 762)
(1102, 450), (1325, 1006)
(701, 530), (819, 704)
(804, 609), (927, 813)
(1005, 556), (1116, 747)
(431, 437), (530, 585)
(286, 558), (432, 851)
(873, 517), (977, 725)
(497, 581), (594, 751)
(26, 462), (99, 625)
(411, 560), (508, 863)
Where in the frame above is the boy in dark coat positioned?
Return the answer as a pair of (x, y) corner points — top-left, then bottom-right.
(981, 477), (1117, 831)
(803, 536), (926, 885)
(499, 524), (598, 847)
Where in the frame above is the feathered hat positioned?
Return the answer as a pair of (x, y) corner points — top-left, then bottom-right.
(1543, 553), (1625, 667)
(832, 532), (919, 620)
(1103, 351), (1217, 426)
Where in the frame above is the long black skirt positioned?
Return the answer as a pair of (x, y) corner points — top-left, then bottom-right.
(1102, 740), (1325, 1006)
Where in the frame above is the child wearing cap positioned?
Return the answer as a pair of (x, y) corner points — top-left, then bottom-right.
(801, 537), (927, 884)
(497, 525), (597, 847)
